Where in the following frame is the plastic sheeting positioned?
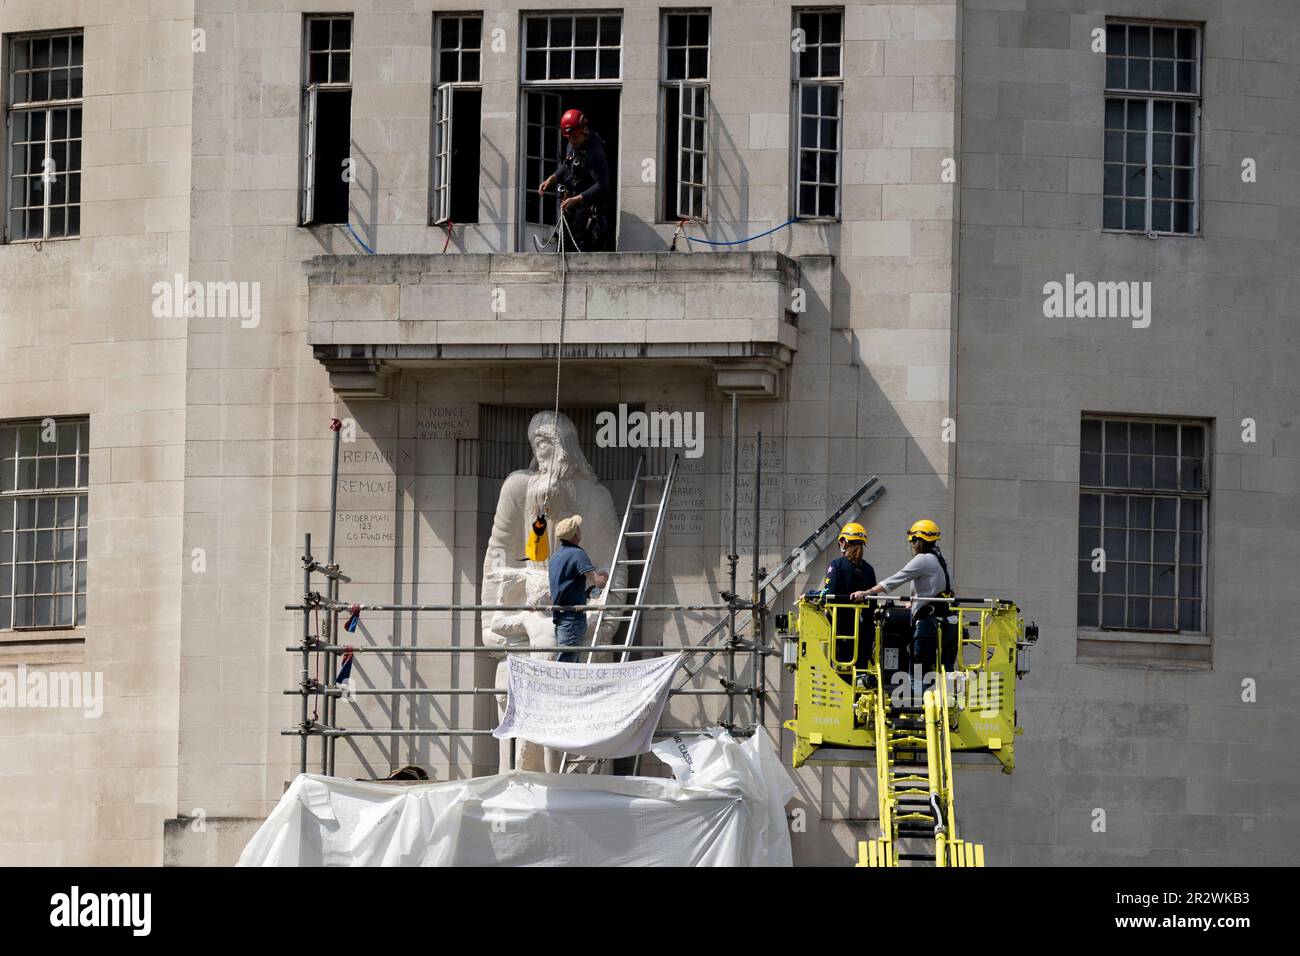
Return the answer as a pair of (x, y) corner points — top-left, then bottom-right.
(237, 729), (796, 867)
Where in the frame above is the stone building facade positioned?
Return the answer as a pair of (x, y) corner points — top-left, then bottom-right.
(0, 0), (1295, 866)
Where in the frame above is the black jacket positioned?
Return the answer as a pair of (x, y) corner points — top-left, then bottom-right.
(557, 130), (610, 207)
(823, 556), (877, 599)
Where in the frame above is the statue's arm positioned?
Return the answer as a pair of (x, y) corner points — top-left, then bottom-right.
(482, 471), (529, 575)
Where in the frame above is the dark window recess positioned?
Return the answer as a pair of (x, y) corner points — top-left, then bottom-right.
(662, 85), (681, 221)
(449, 88), (481, 223)
(312, 90), (352, 225)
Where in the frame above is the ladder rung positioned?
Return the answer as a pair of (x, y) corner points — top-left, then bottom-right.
(609, 587), (639, 592)
(622, 559), (648, 564)
(631, 503), (660, 510)
(625, 531), (654, 537)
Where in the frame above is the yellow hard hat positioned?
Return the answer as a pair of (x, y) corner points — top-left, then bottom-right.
(908, 519), (941, 543)
(838, 522), (868, 544)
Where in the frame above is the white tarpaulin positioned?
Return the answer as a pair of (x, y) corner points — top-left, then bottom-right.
(492, 653), (681, 759)
(237, 728), (796, 867)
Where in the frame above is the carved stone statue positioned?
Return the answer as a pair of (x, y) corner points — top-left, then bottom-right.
(480, 410), (625, 773)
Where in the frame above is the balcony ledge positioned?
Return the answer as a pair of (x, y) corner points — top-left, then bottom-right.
(306, 251), (803, 398)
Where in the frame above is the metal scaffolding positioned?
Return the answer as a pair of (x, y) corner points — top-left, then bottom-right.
(283, 397), (775, 776)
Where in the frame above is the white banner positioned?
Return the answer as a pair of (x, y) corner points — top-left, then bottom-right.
(493, 653), (682, 758)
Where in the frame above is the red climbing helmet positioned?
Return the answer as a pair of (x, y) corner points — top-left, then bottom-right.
(560, 109), (588, 138)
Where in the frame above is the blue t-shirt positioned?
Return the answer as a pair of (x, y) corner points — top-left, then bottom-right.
(549, 541), (596, 618)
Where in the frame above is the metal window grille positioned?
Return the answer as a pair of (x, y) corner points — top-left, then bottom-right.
(0, 418), (89, 630)
(1103, 22), (1201, 235)
(1077, 417), (1208, 634)
(5, 31), (83, 242)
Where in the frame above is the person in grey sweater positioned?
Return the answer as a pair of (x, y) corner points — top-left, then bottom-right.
(852, 519), (955, 680)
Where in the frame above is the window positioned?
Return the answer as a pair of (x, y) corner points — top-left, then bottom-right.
(1103, 21), (1200, 235)
(518, 13), (622, 250)
(301, 14), (353, 225)
(433, 14), (483, 225)
(661, 11), (709, 221)
(5, 30), (83, 242)
(793, 9), (842, 220)
(1, 419), (89, 631)
(523, 13), (622, 82)
(1077, 417), (1208, 634)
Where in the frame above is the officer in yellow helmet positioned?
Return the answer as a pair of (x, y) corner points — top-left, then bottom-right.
(854, 519), (955, 681)
(822, 522), (876, 600)
(819, 522), (877, 665)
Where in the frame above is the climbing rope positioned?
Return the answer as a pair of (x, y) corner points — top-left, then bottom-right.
(344, 222), (376, 254)
(675, 217), (797, 248)
(542, 208), (578, 516)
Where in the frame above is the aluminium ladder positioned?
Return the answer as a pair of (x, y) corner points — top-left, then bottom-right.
(559, 453), (679, 772)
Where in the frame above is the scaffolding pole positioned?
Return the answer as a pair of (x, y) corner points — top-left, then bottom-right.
(290, 415), (783, 776)
(325, 419), (342, 775)
(752, 430), (764, 733)
(727, 392), (739, 730)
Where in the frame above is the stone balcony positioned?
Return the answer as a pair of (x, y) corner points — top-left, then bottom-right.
(305, 251), (803, 399)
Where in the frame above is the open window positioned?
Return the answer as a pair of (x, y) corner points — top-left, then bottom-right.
(432, 14), (482, 225)
(301, 15), (352, 226)
(518, 13), (622, 251)
(660, 12), (709, 222)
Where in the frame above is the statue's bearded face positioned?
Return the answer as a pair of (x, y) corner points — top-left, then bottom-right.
(531, 426), (558, 472)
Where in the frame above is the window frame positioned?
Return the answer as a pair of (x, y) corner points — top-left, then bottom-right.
(659, 10), (711, 223)
(0, 417), (90, 634)
(520, 11), (623, 85)
(1077, 415), (1211, 639)
(791, 8), (844, 222)
(3, 28), (84, 244)
(1102, 19), (1202, 237)
(516, 12), (623, 250)
(300, 13), (354, 227)
(431, 13), (483, 226)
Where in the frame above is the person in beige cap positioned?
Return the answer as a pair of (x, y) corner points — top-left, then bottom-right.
(547, 514), (609, 663)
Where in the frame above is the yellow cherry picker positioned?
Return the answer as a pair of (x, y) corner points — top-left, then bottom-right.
(780, 593), (1037, 866)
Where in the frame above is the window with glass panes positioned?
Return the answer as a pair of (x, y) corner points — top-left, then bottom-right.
(1077, 418), (1207, 634)
(5, 30), (83, 242)
(1, 419), (89, 630)
(301, 14), (353, 225)
(432, 14), (483, 225)
(793, 9), (842, 220)
(523, 14), (622, 82)
(1103, 21), (1200, 235)
(661, 11), (709, 221)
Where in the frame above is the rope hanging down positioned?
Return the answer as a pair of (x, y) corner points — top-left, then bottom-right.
(527, 209), (582, 562)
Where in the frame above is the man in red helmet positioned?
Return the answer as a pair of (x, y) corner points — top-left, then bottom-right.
(538, 108), (612, 250)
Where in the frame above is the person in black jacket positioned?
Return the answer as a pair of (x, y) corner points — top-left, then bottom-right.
(819, 522), (876, 667)
(539, 109), (612, 251)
